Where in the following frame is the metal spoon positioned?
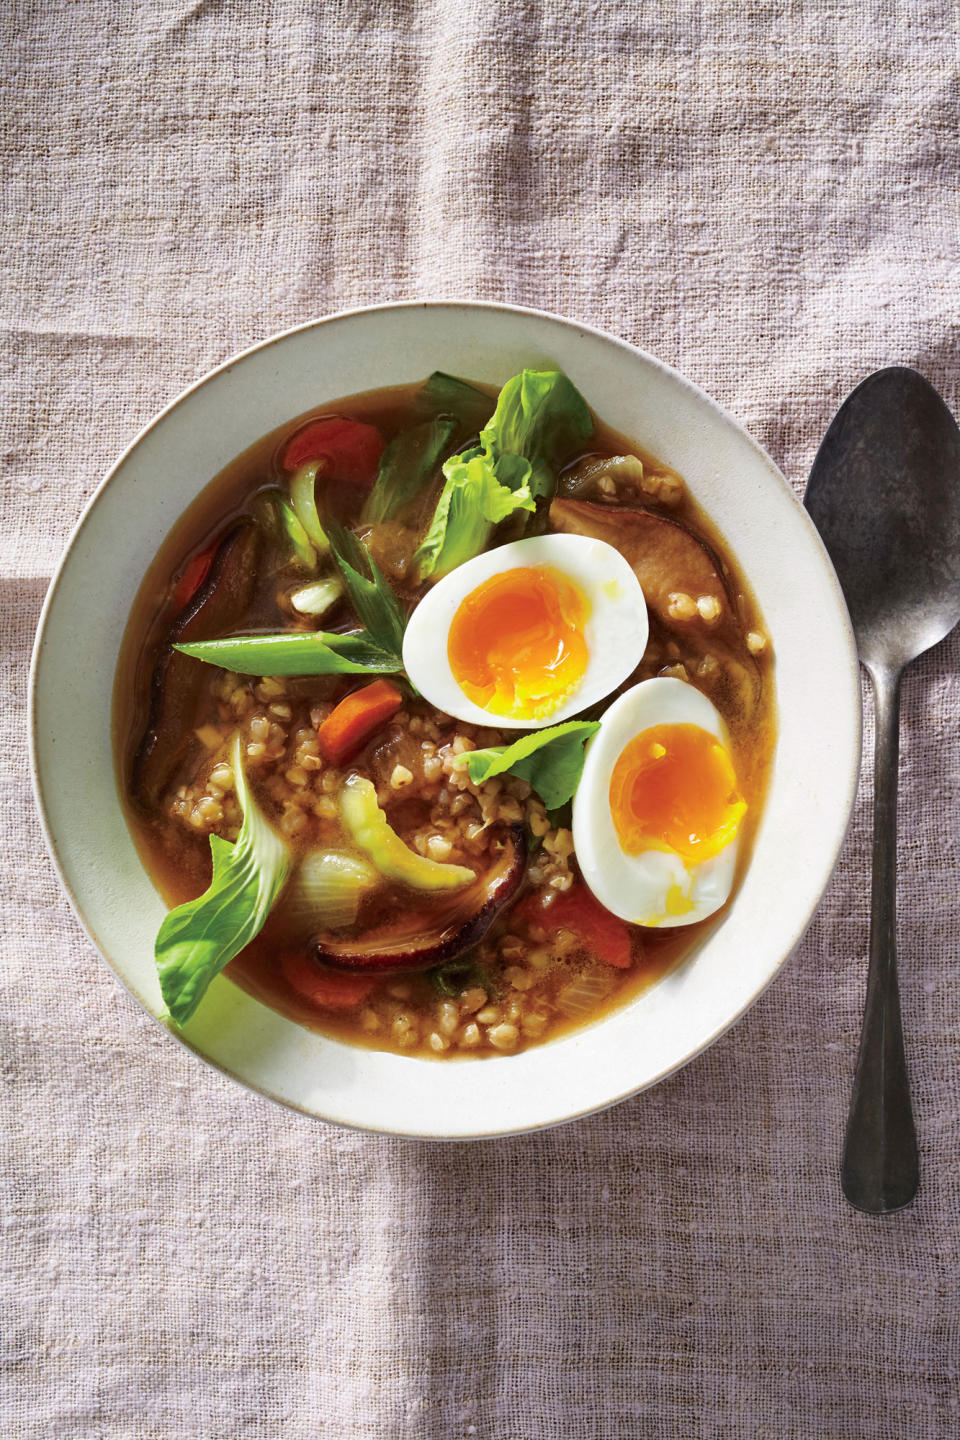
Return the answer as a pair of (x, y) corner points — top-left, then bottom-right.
(804, 368), (960, 1213)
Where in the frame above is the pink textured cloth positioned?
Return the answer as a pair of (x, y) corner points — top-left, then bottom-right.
(3, 2), (959, 1436)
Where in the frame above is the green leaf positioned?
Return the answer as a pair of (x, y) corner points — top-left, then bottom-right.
(363, 417), (458, 525)
(418, 372), (496, 434)
(454, 720), (600, 810)
(325, 519), (407, 660)
(480, 369), (594, 503)
(174, 630), (403, 676)
(414, 451), (535, 581)
(156, 736), (290, 1026)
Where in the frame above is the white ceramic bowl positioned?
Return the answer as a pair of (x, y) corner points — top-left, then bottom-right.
(30, 301), (861, 1139)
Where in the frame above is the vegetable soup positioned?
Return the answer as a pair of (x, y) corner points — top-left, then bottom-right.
(115, 369), (775, 1057)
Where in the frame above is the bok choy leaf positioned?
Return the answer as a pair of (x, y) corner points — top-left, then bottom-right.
(418, 372), (496, 434)
(414, 369), (593, 581)
(363, 417), (457, 525)
(155, 735), (290, 1025)
(413, 451), (535, 581)
(453, 720), (600, 810)
(478, 369), (594, 503)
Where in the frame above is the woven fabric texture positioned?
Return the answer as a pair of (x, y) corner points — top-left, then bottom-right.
(3, 1), (959, 1436)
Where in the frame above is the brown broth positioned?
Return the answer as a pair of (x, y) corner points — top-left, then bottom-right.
(114, 378), (776, 1058)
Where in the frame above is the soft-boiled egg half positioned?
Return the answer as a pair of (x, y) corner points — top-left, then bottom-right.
(402, 535), (648, 729)
(573, 677), (747, 927)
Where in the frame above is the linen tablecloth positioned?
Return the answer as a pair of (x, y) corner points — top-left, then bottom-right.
(4, 2), (959, 1436)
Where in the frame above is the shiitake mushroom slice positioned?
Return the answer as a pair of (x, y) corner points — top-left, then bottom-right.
(314, 824), (527, 974)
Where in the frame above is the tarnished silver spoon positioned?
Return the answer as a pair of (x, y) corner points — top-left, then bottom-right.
(805, 368), (960, 1214)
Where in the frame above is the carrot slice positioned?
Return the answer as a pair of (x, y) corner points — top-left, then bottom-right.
(281, 952), (378, 1010)
(281, 416), (384, 487)
(519, 884), (633, 968)
(316, 679), (404, 765)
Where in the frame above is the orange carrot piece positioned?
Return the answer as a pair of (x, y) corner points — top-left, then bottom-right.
(281, 952), (378, 1010)
(281, 416), (384, 486)
(519, 884), (633, 968)
(316, 679), (404, 765)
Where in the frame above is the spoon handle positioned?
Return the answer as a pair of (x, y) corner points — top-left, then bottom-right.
(841, 664), (919, 1213)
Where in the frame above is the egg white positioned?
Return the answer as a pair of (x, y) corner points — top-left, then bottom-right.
(572, 677), (741, 927)
(402, 534), (649, 729)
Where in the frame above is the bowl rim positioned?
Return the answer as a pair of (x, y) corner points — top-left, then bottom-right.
(29, 298), (862, 1138)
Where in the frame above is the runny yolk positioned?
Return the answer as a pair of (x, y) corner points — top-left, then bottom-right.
(609, 723), (746, 862)
(447, 565), (590, 720)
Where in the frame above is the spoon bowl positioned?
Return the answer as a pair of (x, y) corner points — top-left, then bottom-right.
(808, 368), (960, 672)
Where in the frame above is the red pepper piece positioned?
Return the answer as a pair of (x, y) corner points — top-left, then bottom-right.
(170, 540), (219, 612)
(519, 883), (633, 968)
(281, 416), (385, 487)
(281, 952), (378, 1010)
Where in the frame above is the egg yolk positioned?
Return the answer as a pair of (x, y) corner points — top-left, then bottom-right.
(609, 723), (746, 863)
(447, 566), (590, 720)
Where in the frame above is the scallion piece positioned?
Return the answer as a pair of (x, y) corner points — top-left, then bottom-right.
(274, 493), (317, 570)
(174, 630), (403, 677)
(289, 461), (330, 555)
(289, 576), (343, 617)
